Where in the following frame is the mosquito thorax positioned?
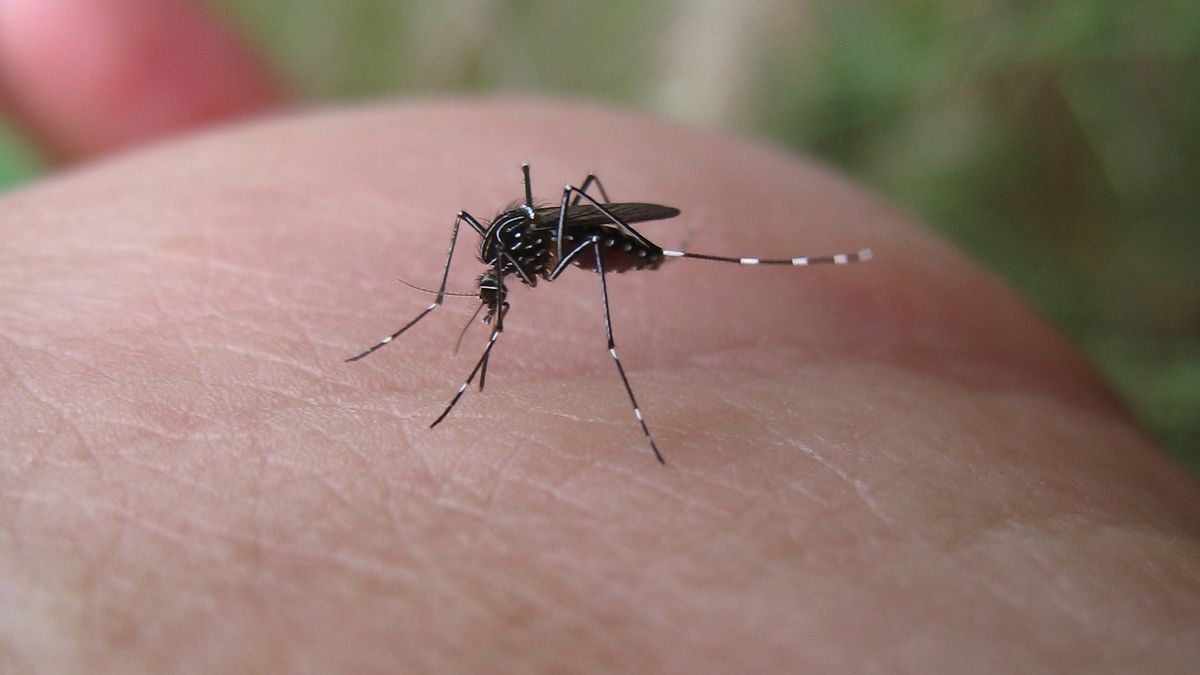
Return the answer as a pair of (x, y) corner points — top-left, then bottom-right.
(478, 207), (551, 284)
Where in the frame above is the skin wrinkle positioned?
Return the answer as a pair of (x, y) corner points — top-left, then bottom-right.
(0, 101), (1198, 671)
(789, 434), (895, 527)
(79, 110), (1080, 396)
(78, 494), (131, 658)
(0, 353), (1032, 562)
(22, 389), (379, 598)
(10, 367), (109, 497)
(1038, 550), (1119, 632)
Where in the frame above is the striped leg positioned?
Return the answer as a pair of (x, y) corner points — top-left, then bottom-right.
(547, 236), (597, 280)
(346, 211), (486, 362)
(591, 236), (664, 464)
(431, 303), (508, 428)
(660, 247), (874, 267)
(547, 234), (663, 461)
(554, 184), (656, 263)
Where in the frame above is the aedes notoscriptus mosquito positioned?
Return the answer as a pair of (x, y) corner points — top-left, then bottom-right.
(347, 165), (872, 463)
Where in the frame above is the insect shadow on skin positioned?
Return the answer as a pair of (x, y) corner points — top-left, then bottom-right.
(347, 164), (872, 464)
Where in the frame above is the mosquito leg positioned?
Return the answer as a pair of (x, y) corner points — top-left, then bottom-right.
(571, 173), (612, 205)
(478, 348), (490, 391)
(346, 211), (485, 362)
(545, 235), (662, 460)
(552, 170), (612, 260)
(478, 335), (491, 391)
(591, 237), (665, 464)
(659, 247), (874, 267)
(553, 181), (648, 263)
(560, 186), (656, 249)
(547, 236), (598, 280)
(522, 164), (534, 210)
(554, 183), (572, 263)
(501, 250), (536, 286)
(431, 304), (508, 428)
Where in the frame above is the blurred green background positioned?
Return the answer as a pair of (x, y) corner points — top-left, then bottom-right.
(1, 1), (1197, 470)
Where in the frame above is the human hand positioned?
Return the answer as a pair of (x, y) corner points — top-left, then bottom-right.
(2, 1), (1199, 671)
(0, 0), (283, 161)
(2, 99), (1198, 672)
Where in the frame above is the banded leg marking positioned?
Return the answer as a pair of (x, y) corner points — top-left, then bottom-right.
(661, 247), (873, 267)
(346, 211), (486, 362)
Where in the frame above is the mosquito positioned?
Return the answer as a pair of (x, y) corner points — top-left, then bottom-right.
(347, 164), (872, 463)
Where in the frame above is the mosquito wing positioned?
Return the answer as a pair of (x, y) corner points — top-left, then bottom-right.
(533, 202), (680, 229)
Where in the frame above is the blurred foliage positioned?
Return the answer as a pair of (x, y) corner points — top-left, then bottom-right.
(1, 0), (1196, 469)
(0, 126), (37, 188)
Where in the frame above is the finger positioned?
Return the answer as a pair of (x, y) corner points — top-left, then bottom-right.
(0, 0), (286, 161)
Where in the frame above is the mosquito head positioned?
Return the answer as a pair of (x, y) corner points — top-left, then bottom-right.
(477, 270), (508, 322)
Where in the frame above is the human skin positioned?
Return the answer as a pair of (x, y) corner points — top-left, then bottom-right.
(0, 100), (1198, 673)
(0, 0), (284, 160)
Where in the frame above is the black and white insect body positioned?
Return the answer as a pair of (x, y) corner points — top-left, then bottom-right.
(347, 165), (872, 463)
(477, 205), (552, 285)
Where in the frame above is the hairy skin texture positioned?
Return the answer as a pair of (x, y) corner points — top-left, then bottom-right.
(0, 101), (1198, 673)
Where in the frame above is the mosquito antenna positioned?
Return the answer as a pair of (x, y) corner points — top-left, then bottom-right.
(453, 302), (486, 355)
(396, 277), (476, 297)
